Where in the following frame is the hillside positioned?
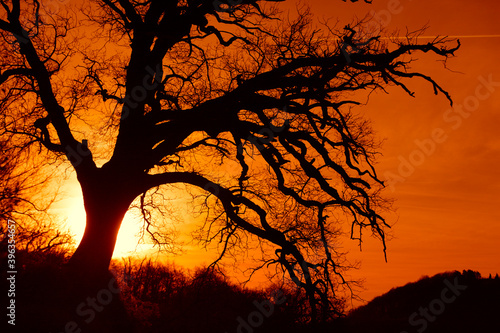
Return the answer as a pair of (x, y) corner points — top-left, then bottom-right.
(336, 270), (500, 333)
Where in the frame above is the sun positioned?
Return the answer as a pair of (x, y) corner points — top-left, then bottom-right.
(65, 195), (153, 259)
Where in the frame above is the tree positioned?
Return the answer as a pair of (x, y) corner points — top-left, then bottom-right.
(0, 0), (459, 324)
(0, 128), (76, 331)
(0, 134), (72, 258)
(0, 138), (21, 222)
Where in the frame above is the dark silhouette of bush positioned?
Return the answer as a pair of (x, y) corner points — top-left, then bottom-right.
(111, 259), (317, 333)
(3, 248), (69, 331)
(3, 247), (134, 333)
(10, 249), (329, 333)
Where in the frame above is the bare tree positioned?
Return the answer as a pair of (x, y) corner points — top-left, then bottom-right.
(0, 134), (72, 256)
(0, 0), (458, 322)
(0, 138), (21, 222)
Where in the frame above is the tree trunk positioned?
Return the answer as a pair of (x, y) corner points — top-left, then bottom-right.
(67, 200), (129, 279)
(66, 170), (137, 281)
(55, 169), (138, 332)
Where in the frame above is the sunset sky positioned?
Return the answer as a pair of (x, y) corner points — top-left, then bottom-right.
(305, 0), (500, 304)
(52, 0), (500, 307)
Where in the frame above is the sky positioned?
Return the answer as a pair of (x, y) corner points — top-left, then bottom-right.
(301, 0), (500, 304)
(52, 0), (500, 308)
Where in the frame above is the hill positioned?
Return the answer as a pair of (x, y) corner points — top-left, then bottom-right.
(336, 270), (500, 333)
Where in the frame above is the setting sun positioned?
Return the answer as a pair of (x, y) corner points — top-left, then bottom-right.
(65, 194), (152, 259)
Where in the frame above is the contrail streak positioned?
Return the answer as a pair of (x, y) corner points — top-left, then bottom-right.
(332, 35), (500, 41)
(389, 35), (500, 39)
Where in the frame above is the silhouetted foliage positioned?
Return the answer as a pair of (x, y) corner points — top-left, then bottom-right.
(0, 136), (73, 266)
(11, 248), (134, 333)
(13, 251), (314, 332)
(111, 259), (315, 333)
(0, 139), (20, 221)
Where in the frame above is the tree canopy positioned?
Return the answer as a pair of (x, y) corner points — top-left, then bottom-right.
(0, 0), (458, 323)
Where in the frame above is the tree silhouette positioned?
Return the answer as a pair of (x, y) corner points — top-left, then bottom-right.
(0, 137), (76, 331)
(0, 138), (21, 222)
(0, 0), (459, 324)
(0, 135), (71, 257)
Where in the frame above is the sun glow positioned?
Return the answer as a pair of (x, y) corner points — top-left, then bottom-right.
(65, 195), (153, 259)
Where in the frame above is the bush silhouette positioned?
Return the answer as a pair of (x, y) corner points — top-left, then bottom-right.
(10, 249), (322, 332)
(111, 259), (313, 333)
(6, 247), (133, 333)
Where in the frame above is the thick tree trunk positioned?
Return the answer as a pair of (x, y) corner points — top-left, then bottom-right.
(66, 170), (137, 281)
(55, 169), (139, 332)
(67, 200), (129, 279)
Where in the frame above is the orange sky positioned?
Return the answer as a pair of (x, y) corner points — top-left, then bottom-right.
(301, 0), (500, 305)
(52, 0), (500, 308)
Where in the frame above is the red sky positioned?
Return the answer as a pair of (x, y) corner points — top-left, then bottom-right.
(55, 0), (500, 308)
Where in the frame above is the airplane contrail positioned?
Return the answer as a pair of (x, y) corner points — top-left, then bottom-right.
(333, 35), (500, 41)
(393, 35), (500, 39)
